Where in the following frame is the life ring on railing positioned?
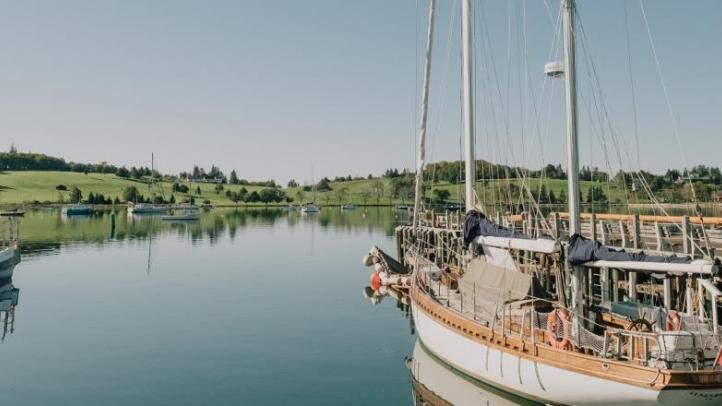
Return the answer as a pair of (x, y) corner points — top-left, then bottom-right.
(665, 310), (681, 332)
(547, 308), (572, 350)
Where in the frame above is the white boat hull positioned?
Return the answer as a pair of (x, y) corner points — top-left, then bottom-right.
(412, 301), (722, 405)
(410, 340), (533, 405)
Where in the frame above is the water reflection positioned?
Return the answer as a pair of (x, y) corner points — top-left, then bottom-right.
(0, 254), (20, 343)
(408, 340), (541, 406)
(16, 207), (411, 256)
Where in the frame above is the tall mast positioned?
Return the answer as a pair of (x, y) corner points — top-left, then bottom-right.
(562, 0), (580, 235)
(461, 0), (475, 212)
(150, 152), (155, 197)
(413, 0), (436, 232)
(562, 0), (584, 331)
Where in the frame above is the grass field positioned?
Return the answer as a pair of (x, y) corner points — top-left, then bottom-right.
(0, 171), (267, 206)
(0, 170), (639, 207)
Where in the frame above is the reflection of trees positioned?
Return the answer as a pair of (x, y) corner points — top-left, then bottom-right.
(18, 207), (404, 256)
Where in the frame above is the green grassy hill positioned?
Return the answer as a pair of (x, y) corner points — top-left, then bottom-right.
(0, 171), (266, 206)
(0, 170), (637, 207)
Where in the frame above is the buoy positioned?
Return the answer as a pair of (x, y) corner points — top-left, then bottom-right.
(370, 272), (382, 291)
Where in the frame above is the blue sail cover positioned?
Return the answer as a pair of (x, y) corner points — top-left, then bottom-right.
(463, 210), (528, 248)
(567, 233), (694, 266)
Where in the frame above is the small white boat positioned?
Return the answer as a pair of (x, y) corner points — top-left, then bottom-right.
(161, 205), (199, 221)
(341, 204), (356, 210)
(127, 202), (167, 215)
(301, 203), (320, 213)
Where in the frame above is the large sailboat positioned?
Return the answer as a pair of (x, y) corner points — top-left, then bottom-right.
(365, 1), (722, 404)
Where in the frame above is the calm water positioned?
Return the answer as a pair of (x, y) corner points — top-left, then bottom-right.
(2, 208), (421, 405)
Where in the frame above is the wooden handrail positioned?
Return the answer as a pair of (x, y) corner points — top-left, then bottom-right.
(554, 212), (722, 226)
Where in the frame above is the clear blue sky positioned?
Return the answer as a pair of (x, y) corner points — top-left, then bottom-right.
(0, 0), (719, 184)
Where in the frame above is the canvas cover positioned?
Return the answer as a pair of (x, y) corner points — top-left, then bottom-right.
(567, 234), (693, 266)
(459, 258), (534, 317)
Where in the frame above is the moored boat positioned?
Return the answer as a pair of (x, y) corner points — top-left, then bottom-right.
(63, 204), (92, 216)
(161, 205), (199, 221)
(127, 202), (167, 215)
(301, 203), (320, 213)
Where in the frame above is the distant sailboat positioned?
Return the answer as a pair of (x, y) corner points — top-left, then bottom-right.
(301, 167), (321, 214)
(128, 153), (168, 215)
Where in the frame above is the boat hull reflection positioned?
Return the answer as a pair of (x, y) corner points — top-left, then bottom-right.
(409, 339), (540, 406)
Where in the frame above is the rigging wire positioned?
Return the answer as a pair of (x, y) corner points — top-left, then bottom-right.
(638, 0), (698, 204)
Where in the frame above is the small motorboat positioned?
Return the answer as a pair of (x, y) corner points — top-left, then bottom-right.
(127, 202), (167, 215)
(341, 204), (356, 210)
(161, 205), (199, 221)
(63, 204), (92, 216)
(301, 203), (320, 213)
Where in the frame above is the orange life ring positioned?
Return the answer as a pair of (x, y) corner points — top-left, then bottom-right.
(665, 310), (681, 331)
(547, 308), (572, 350)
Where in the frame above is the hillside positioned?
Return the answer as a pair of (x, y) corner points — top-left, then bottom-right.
(0, 170), (646, 207)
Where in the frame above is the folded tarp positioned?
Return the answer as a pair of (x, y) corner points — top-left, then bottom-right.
(567, 233), (692, 266)
(459, 258), (550, 317)
(463, 210), (528, 248)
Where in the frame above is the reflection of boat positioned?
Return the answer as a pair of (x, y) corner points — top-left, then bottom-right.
(0, 209), (24, 217)
(341, 204), (356, 210)
(63, 204), (92, 216)
(127, 202), (167, 215)
(0, 275), (19, 342)
(161, 213), (199, 221)
(301, 203), (320, 214)
(408, 340), (538, 406)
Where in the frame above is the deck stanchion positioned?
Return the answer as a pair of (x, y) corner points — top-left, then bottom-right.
(628, 272), (637, 301)
(473, 282), (476, 321)
(682, 216), (690, 255)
